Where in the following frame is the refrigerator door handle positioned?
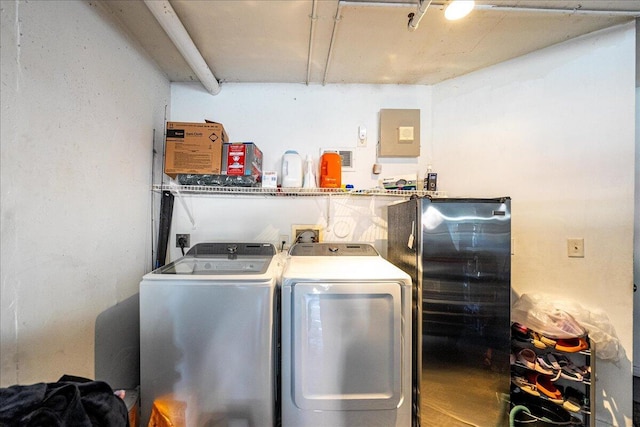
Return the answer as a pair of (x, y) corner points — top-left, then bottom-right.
(407, 221), (416, 249)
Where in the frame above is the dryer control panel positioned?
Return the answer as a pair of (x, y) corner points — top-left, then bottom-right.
(290, 243), (379, 256)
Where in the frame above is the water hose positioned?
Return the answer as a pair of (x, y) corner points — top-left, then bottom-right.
(509, 405), (531, 427)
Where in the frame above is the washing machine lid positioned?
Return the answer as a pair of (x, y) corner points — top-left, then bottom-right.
(289, 243), (379, 256)
(154, 243), (276, 275)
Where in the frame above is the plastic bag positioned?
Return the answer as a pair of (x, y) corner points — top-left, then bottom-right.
(512, 294), (586, 338)
(512, 293), (621, 362)
(550, 297), (621, 363)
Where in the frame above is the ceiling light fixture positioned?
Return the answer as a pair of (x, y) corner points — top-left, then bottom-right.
(444, 0), (475, 20)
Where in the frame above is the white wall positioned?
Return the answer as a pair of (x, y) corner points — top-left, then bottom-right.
(167, 83), (433, 259)
(170, 83), (433, 190)
(0, 0), (169, 387)
(170, 23), (636, 426)
(434, 23), (636, 426)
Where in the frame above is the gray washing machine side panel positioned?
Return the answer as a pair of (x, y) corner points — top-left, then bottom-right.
(139, 275), (277, 427)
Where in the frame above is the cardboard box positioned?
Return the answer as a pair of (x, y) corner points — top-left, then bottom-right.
(222, 142), (263, 179)
(164, 121), (229, 178)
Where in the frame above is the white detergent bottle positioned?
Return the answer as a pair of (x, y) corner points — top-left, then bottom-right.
(303, 155), (316, 188)
(281, 150), (303, 188)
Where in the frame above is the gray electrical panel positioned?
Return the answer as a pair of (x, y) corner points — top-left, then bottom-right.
(378, 109), (420, 157)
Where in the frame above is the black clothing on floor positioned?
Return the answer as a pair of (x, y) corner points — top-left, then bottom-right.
(0, 375), (128, 427)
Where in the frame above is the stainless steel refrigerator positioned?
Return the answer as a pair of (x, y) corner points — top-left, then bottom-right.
(387, 197), (511, 427)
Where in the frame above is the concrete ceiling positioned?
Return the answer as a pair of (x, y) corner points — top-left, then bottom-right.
(100, 0), (639, 89)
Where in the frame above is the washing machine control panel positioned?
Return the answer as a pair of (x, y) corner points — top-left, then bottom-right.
(186, 242), (276, 257)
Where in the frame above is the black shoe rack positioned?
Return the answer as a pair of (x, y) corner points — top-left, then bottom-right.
(510, 322), (595, 427)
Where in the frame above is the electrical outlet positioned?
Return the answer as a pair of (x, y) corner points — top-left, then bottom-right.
(279, 234), (290, 250)
(292, 225), (323, 244)
(176, 234), (190, 248)
(567, 238), (584, 258)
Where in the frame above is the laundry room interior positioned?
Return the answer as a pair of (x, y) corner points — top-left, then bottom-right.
(1, 1), (639, 426)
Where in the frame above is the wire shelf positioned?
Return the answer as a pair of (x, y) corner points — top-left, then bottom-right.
(153, 184), (447, 198)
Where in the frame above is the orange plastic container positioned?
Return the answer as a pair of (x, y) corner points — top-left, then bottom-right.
(319, 151), (341, 188)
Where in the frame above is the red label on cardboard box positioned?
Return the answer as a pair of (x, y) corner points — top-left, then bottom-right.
(225, 144), (247, 175)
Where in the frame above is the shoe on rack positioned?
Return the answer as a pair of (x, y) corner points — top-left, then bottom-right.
(563, 386), (588, 413)
(554, 337), (588, 353)
(511, 373), (540, 397)
(531, 372), (563, 403)
(511, 323), (532, 342)
(553, 354), (587, 382)
(534, 353), (562, 380)
(516, 348), (555, 376)
(531, 331), (557, 349)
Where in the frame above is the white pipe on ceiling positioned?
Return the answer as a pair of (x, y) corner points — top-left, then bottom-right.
(144, 0), (221, 95)
(408, 0), (432, 31)
(323, 2), (344, 85)
(340, 1), (415, 6)
(474, 4), (640, 16)
(306, 0), (318, 85)
(343, 0), (640, 16)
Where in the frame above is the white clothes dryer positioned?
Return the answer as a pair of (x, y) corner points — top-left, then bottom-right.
(139, 243), (282, 427)
(281, 243), (412, 427)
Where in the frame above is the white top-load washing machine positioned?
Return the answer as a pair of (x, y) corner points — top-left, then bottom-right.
(281, 243), (412, 427)
(139, 243), (282, 427)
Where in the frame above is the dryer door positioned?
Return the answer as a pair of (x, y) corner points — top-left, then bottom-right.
(292, 281), (403, 411)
